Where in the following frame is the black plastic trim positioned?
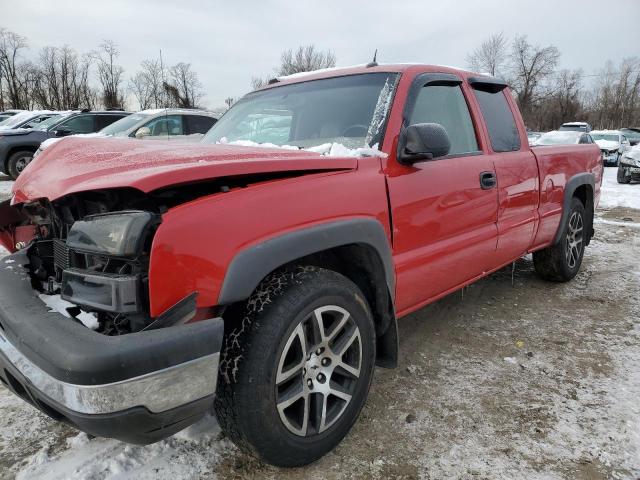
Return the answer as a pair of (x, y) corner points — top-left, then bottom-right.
(552, 172), (595, 245)
(0, 250), (224, 385)
(218, 218), (395, 304)
(468, 76), (509, 93)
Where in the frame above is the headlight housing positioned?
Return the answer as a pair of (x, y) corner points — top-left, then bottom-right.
(67, 211), (159, 257)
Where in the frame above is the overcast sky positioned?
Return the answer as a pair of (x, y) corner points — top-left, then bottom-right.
(3, 0), (639, 109)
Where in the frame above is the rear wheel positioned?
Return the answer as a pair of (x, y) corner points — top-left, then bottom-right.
(214, 266), (376, 467)
(617, 164), (631, 184)
(7, 150), (34, 180)
(533, 197), (586, 282)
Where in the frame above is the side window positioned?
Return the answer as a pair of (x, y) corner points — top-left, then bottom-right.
(58, 115), (95, 134)
(143, 115), (184, 136)
(578, 134), (590, 144)
(186, 115), (217, 135)
(409, 85), (478, 155)
(472, 87), (521, 152)
(96, 115), (126, 130)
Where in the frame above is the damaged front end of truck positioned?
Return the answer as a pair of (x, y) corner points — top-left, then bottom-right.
(0, 188), (224, 444)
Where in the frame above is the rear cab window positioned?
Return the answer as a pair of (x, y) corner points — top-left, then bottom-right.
(471, 84), (521, 152)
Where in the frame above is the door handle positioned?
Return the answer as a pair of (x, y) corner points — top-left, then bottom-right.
(480, 171), (496, 190)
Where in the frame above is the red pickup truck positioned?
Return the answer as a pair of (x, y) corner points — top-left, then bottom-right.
(0, 64), (602, 467)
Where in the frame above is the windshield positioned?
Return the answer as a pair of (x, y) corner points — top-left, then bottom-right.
(0, 112), (33, 128)
(100, 113), (150, 136)
(34, 114), (69, 131)
(535, 131), (581, 145)
(203, 73), (398, 149)
(591, 133), (618, 142)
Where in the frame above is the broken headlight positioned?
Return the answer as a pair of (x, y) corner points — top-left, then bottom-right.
(67, 211), (158, 257)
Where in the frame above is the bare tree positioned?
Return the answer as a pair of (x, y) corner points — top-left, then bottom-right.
(278, 45), (336, 76)
(250, 76), (268, 90)
(0, 28), (29, 109)
(509, 35), (560, 124)
(32, 45), (95, 109)
(250, 44), (336, 90)
(165, 62), (203, 108)
(129, 71), (152, 110)
(224, 96), (235, 109)
(466, 32), (508, 77)
(95, 40), (125, 109)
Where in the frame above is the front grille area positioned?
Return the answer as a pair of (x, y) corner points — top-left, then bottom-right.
(53, 239), (70, 271)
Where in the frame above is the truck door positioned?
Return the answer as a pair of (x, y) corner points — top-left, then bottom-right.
(385, 73), (499, 314)
(469, 80), (539, 265)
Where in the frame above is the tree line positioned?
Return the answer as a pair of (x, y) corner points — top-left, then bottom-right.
(0, 27), (204, 111)
(467, 32), (640, 130)
(2, 25), (638, 130)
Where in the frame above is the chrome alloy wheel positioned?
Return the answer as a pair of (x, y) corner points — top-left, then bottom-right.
(565, 210), (584, 269)
(275, 305), (362, 437)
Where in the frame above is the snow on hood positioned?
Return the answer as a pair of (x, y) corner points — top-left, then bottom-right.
(12, 137), (359, 204)
(219, 138), (387, 158)
(595, 139), (620, 151)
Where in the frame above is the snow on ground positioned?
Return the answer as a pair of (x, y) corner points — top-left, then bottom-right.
(599, 166), (640, 209)
(0, 175), (12, 201)
(0, 166), (639, 479)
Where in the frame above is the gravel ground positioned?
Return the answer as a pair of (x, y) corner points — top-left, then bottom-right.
(0, 168), (639, 479)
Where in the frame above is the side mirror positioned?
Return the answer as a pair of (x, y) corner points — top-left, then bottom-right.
(135, 126), (151, 139)
(398, 123), (451, 164)
(54, 128), (72, 137)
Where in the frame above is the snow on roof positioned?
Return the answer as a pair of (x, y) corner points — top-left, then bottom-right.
(591, 130), (621, 135)
(276, 65), (368, 82)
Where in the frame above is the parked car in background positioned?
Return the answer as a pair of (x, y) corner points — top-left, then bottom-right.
(0, 111), (58, 131)
(532, 130), (594, 146)
(617, 146), (640, 184)
(527, 131), (542, 144)
(559, 122), (592, 132)
(0, 110), (25, 122)
(99, 108), (218, 141)
(620, 127), (640, 146)
(0, 110), (130, 179)
(0, 64), (602, 467)
(590, 130), (631, 166)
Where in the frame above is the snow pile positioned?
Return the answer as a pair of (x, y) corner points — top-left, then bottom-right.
(219, 137), (387, 158)
(598, 165), (640, 209)
(0, 176), (13, 200)
(15, 415), (233, 480)
(37, 293), (99, 330)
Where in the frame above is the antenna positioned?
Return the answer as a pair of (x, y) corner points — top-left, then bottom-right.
(366, 49), (378, 68)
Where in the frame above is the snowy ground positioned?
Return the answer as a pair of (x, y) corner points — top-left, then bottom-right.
(0, 175), (12, 202)
(0, 167), (639, 479)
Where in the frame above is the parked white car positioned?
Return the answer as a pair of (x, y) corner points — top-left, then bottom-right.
(99, 108), (218, 141)
(590, 130), (631, 166)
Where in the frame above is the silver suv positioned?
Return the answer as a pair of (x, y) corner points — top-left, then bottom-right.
(99, 108), (218, 142)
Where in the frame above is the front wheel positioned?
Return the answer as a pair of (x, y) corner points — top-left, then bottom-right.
(617, 164), (631, 184)
(214, 266), (376, 467)
(533, 197), (586, 282)
(6, 150), (34, 180)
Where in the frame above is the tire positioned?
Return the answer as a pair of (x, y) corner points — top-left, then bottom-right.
(214, 266), (376, 467)
(6, 150), (34, 180)
(533, 197), (586, 282)
(617, 165), (631, 184)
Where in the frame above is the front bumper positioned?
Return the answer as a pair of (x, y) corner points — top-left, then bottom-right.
(602, 151), (619, 165)
(0, 250), (224, 444)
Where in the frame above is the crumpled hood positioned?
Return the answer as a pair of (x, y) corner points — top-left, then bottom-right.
(12, 137), (358, 204)
(595, 139), (620, 151)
